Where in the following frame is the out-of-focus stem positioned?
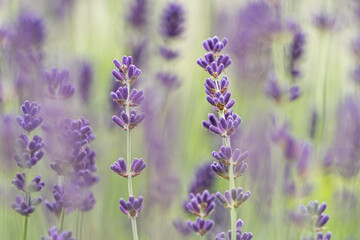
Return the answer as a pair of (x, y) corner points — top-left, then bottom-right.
(126, 82), (138, 240)
(59, 207), (65, 232)
(23, 215), (28, 240)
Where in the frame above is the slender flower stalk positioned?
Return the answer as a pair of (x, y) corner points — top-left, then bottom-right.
(110, 56), (145, 240)
(11, 101), (45, 240)
(197, 36), (252, 240)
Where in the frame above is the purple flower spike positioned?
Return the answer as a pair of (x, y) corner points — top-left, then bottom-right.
(11, 195), (42, 216)
(203, 36), (228, 53)
(316, 232), (332, 240)
(289, 85), (301, 101)
(211, 162), (229, 179)
(189, 162), (216, 194)
(11, 172), (26, 192)
(16, 100), (43, 132)
(186, 190), (215, 218)
(215, 219), (253, 240)
(28, 175), (45, 192)
(127, 0), (147, 29)
(313, 12), (336, 31)
(44, 68), (75, 100)
(42, 226), (76, 240)
(130, 158), (146, 177)
(45, 184), (71, 218)
(119, 196), (144, 218)
(112, 110), (145, 130)
(203, 111), (241, 138)
(160, 2), (185, 39)
(216, 187), (251, 209)
(187, 217), (214, 236)
(14, 134), (44, 168)
(110, 158), (128, 178)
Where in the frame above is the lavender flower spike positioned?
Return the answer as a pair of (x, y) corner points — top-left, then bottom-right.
(119, 196), (144, 218)
(11, 172), (26, 192)
(14, 134), (44, 168)
(112, 110), (145, 130)
(160, 2), (185, 39)
(11, 195), (42, 216)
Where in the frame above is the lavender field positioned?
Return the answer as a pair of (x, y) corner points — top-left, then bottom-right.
(0, 0), (359, 239)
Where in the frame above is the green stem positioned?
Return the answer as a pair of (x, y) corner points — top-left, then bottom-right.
(131, 218), (139, 240)
(59, 208), (65, 232)
(227, 137), (237, 240)
(126, 83), (138, 240)
(23, 216), (28, 240)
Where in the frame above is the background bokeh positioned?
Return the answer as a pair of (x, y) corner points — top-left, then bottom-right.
(0, 0), (359, 239)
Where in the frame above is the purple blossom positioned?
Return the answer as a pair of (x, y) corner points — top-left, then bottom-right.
(189, 162), (216, 194)
(112, 57), (142, 85)
(157, 72), (180, 90)
(42, 226), (76, 240)
(28, 175), (45, 192)
(186, 190), (215, 218)
(119, 196), (144, 218)
(212, 146), (248, 166)
(187, 217), (214, 236)
(112, 110), (145, 130)
(16, 100), (43, 132)
(79, 191), (96, 212)
(127, 0), (147, 29)
(159, 2), (185, 38)
(110, 86), (144, 107)
(215, 219), (253, 240)
(11, 172), (26, 192)
(203, 111), (242, 138)
(203, 36), (228, 54)
(11, 195), (42, 216)
(14, 134), (44, 168)
(110, 158), (146, 178)
(290, 27), (305, 78)
(78, 61), (93, 104)
(159, 46), (179, 60)
(44, 68), (75, 100)
(173, 219), (191, 236)
(216, 187), (251, 209)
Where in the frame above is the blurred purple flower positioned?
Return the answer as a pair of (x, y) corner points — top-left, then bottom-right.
(42, 226), (76, 240)
(128, 0), (147, 29)
(215, 219), (253, 240)
(160, 2), (185, 39)
(78, 61), (93, 105)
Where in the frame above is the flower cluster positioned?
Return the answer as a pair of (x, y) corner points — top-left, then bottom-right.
(41, 226), (76, 240)
(45, 117), (98, 217)
(11, 100), (45, 219)
(197, 36), (252, 239)
(186, 191), (215, 236)
(215, 219), (253, 240)
(157, 2), (185, 90)
(110, 56), (145, 238)
(292, 201), (332, 240)
(44, 68), (75, 100)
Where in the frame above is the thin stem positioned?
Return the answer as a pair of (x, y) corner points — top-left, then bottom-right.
(79, 211), (84, 240)
(59, 207), (65, 232)
(131, 218), (139, 240)
(23, 216), (28, 240)
(76, 210), (80, 239)
(126, 82), (138, 240)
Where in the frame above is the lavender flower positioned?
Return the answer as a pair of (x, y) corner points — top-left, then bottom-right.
(127, 0), (147, 29)
(16, 100), (43, 132)
(197, 36), (252, 240)
(313, 12), (336, 31)
(156, 72), (180, 90)
(159, 2), (185, 39)
(215, 219), (253, 240)
(14, 134), (44, 168)
(189, 162), (216, 194)
(28, 175), (45, 192)
(42, 226), (76, 240)
(44, 68), (75, 100)
(187, 217), (214, 236)
(119, 196), (144, 218)
(110, 55), (145, 238)
(11, 195), (42, 216)
(11, 172), (26, 192)
(186, 190), (215, 218)
(216, 188), (251, 209)
(290, 25), (305, 78)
